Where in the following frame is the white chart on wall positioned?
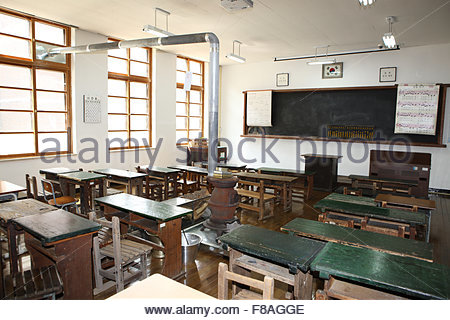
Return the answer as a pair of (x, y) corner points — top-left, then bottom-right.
(246, 90), (272, 127)
(394, 84), (439, 135)
(83, 95), (101, 123)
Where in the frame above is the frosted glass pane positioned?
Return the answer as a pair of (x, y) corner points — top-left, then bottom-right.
(38, 133), (67, 152)
(190, 90), (201, 103)
(176, 58), (187, 71)
(176, 103), (187, 116)
(130, 47), (148, 62)
(189, 104), (202, 116)
(35, 22), (65, 45)
(130, 61), (148, 77)
(190, 60), (201, 74)
(130, 115), (148, 130)
(0, 64), (31, 88)
(108, 79), (127, 96)
(176, 71), (185, 84)
(36, 91), (66, 111)
(108, 115), (127, 130)
(176, 117), (187, 129)
(0, 134), (34, 155)
(108, 47), (127, 59)
(192, 74), (202, 86)
(36, 69), (65, 91)
(37, 112), (66, 131)
(189, 130), (202, 140)
(0, 35), (31, 59)
(0, 88), (32, 110)
(189, 117), (202, 130)
(130, 131), (150, 146)
(108, 131), (128, 148)
(108, 97), (127, 113)
(0, 13), (30, 38)
(108, 57), (127, 74)
(176, 89), (186, 102)
(130, 82), (148, 98)
(0, 111), (33, 132)
(176, 131), (188, 143)
(130, 99), (148, 114)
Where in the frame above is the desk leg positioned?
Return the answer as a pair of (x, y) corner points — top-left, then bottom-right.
(7, 223), (19, 275)
(79, 182), (89, 215)
(136, 178), (143, 197)
(306, 176), (314, 201)
(159, 218), (183, 279)
(163, 176), (169, 200)
(294, 271), (313, 300)
(282, 183), (289, 212)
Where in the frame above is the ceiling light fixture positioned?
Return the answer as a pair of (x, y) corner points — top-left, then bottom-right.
(307, 45), (336, 65)
(382, 16), (397, 49)
(226, 40), (246, 63)
(143, 8), (174, 37)
(359, 0), (376, 6)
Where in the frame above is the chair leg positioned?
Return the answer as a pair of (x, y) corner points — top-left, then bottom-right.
(139, 253), (147, 280)
(92, 237), (104, 290)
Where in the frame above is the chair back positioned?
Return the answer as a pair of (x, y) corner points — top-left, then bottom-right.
(25, 174), (39, 199)
(41, 179), (57, 202)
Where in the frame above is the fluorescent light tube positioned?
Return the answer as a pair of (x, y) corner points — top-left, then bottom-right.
(359, 0), (376, 6)
(143, 24), (174, 37)
(226, 53), (246, 63)
(382, 32), (396, 49)
(307, 58), (336, 65)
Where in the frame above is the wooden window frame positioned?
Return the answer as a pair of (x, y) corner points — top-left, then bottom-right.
(107, 38), (152, 150)
(0, 8), (72, 159)
(176, 56), (205, 146)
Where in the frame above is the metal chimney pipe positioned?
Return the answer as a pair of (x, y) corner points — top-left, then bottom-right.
(49, 33), (219, 176)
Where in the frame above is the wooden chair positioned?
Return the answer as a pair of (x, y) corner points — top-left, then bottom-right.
(1, 239), (63, 300)
(177, 171), (200, 195)
(218, 262), (274, 300)
(89, 212), (152, 292)
(25, 174), (40, 200)
(236, 180), (275, 221)
(144, 176), (163, 201)
(41, 179), (80, 214)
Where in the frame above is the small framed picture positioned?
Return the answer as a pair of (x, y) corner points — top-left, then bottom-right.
(379, 67), (397, 82)
(276, 73), (289, 87)
(322, 62), (343, 79)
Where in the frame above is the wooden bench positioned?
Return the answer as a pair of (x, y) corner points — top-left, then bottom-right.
(281, 218), (433, 261)
(310, 242), (450, 300)
(236, 180), (275, 221)
(349, 174), (418, 196)
(218, 224), (325, 300)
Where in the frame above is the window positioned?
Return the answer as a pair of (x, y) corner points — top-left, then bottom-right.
(0, 9), (71, 158)
(107, 39), (152, 149)
(176, 56), (204, 145)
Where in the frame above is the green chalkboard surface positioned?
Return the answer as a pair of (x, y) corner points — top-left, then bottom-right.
(244, 85), (446, 146)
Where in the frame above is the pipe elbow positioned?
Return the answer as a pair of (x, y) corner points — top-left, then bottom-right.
(205, 33), (219, 45)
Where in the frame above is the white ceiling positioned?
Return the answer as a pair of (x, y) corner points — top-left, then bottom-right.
(1, 0), (450, 65)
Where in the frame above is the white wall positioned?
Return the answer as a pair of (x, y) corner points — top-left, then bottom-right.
(220, 43), (450, 189)
(0, 29), (178, 187)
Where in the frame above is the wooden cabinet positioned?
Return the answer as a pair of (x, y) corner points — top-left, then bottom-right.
(302, 154), (342, 192)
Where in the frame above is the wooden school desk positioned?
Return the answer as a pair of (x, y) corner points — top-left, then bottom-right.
(281, 218), (433, 261)
(137, 165), (180, 200)
(0, 199), (57, 274)
(349, 174), (418, 196)
(218, 224), (325, 300)
(39, 167), (80, 181)
(310, 242), (450, 300)
(91, 168), (146, 196)
(374, 193), (435, 242)
(58, 171), (106, 215)
(108, 273), (214, 299)
(301, 154), (341, 192)
(13, 209), (101, 299)
(95, 193), (192, 279)
(314, 193), (427, 239)
(257, 167), (315, 201)
(168, 165), (209, 189)
(0, 180), (26, 201)
(234, 172), (298, 212)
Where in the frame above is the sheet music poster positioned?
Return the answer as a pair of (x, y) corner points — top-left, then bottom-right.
(394, 84), (440, 135)
(246, 90), (272, 127)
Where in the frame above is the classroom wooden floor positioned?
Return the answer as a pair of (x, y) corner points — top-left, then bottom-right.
(96, 191), (450, 299)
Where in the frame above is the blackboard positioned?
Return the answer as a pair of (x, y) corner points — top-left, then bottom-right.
(243, 86), (446, 147)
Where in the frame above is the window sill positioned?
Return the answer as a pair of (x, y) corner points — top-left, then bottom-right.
(0, 153), (78, 163)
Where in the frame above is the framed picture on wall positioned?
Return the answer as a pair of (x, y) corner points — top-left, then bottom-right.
(276, 73), (289, 86)
(379, 67), (397, 82)
(322, 62), (343, 79)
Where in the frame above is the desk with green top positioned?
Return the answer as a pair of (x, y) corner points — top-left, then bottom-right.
(58, 171), (106, 215)
(257, 167), (315, 201)
(95, 193), (192, 279)
(91, 168), (146, 196)
(137, 165), (180, 200)
(39, 167), (80, 181)
(13, 209), (101, 299)
(218, 224), (325, 299)
(281, 218), (433, 261)
(314, 193), (427, 239)
(310, 242), (450, 300)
